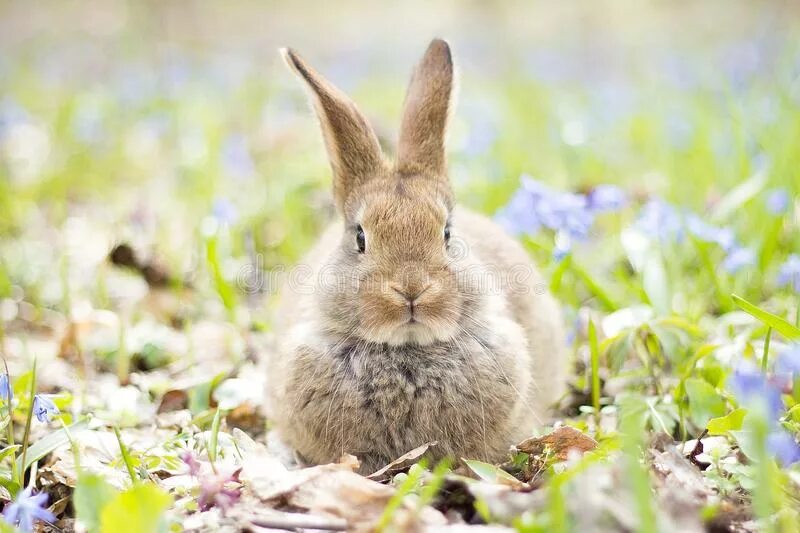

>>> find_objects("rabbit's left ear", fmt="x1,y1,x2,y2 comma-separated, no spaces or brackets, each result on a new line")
281,47,386,213
397,39,456,179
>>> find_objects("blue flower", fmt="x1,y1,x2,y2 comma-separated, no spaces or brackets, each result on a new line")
0,374,12,403
687,215,736,251
765,189,790,216
722,246,755,274
2,487,56,532
634,200,684,243
212,198,238,225
495,175,599,259
221,133,255,180
777,254,800,292
587,185,628,213
729,364,783,421
496,187,542,236
767,431,800,466
775,344,800,376
32,395,59,423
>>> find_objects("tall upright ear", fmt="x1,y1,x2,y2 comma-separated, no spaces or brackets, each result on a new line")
281,48,385,211
397,39,455,178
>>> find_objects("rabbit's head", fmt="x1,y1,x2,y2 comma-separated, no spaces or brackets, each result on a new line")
283,40,480,346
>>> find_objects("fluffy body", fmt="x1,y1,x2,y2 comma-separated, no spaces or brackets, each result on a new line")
266,40,566,473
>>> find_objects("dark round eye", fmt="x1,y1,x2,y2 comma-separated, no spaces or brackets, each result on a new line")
356,224,366,253
444,225,451,243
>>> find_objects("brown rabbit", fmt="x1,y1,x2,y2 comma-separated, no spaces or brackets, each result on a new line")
266,39,566,474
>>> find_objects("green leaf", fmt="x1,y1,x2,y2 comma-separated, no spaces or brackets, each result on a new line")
685,378,726,429
16,417,89,474
642,253,670,315
75,474,118,533
209,407,222,463
710,169,767,222
100,484,172,533
787,404,800,424
0,445,20,463
731,294,800,340
0,475,20,497
707,408,747,436
463,459,521,485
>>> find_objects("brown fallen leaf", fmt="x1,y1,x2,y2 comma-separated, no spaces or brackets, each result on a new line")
109,243,173,288
225,402,266,437
157,389,189,413
241,455,396,530
516,426,597,461
367,441,437,483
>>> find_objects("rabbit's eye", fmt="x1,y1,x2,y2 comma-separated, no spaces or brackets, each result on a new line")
356,224,366,253
444,225,451,244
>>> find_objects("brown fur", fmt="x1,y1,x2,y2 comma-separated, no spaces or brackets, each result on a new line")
267,40,567,473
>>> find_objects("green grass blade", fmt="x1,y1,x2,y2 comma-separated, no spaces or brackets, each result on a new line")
732,294,800,340
588,319,601,427
16,417,89,475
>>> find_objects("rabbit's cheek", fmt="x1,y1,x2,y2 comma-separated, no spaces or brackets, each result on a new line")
355,290,406,337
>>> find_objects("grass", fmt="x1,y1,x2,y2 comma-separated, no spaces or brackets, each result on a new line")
0,7,799,532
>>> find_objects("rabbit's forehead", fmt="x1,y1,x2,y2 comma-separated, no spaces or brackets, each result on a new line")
355,178,450,233
361,193,446,234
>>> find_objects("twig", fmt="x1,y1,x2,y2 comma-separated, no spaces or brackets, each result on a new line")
248,513,347,531
687,429,710,471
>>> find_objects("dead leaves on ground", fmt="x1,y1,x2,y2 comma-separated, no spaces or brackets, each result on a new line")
517,426,599,461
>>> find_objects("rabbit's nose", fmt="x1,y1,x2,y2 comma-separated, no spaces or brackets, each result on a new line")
391,283,430,302
390,284,432,313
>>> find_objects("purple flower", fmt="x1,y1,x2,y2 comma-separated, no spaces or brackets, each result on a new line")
729,364,783,421
634,200,684,243
221,133,255,180
766,189,790,216
2,487,56,532
687,215,736,252
767,431,800,466
182,452,241,513
587,185,628,213
722,246,755,274
775,345,800,376
0,374,12,403
496,187,542,236
212,198,238,225
777,254,800,292
496,175,597,259
32,395,59,423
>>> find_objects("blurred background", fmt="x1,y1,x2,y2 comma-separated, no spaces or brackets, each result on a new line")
1,0,799,329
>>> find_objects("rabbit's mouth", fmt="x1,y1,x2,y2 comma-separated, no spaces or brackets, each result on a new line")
386,321,438,346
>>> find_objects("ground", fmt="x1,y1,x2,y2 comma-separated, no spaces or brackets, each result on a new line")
0,2,799,532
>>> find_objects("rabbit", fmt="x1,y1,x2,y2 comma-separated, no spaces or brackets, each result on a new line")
266,39,567,474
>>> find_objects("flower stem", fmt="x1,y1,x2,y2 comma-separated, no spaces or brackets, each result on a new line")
59,419,81,475
2,358,19,487
762,327,772,372
796,292,799,328
588,319,601,430
116,320,129,385
19,358,37,483
113,426,138,484
568,257,618,311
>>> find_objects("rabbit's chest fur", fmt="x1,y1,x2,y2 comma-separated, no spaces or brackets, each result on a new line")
279,317,530,472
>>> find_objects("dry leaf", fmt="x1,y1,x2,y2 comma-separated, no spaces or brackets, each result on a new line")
516,426,597,461
242,455,395,530
367,441,437,482
157,389,189,413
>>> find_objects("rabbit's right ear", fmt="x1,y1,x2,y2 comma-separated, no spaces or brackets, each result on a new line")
281,48,386,212
397,39,455,179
